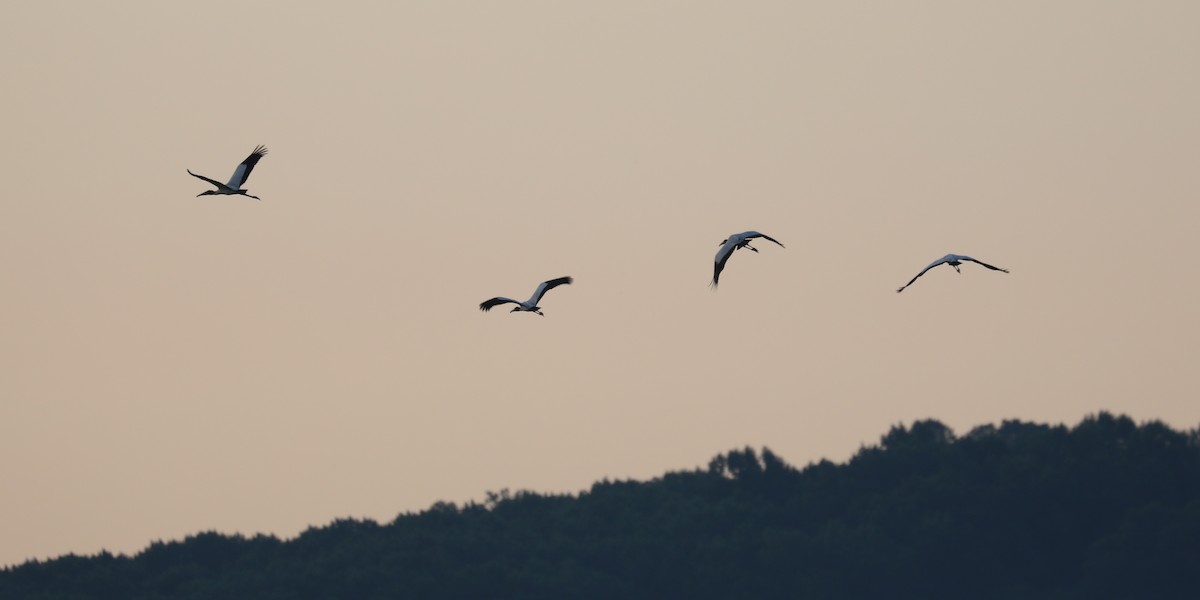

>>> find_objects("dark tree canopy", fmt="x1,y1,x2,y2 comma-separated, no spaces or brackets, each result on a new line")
3,412,1198,599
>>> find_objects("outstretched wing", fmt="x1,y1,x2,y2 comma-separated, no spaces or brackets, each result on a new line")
528,276,573,305
896,257,951,293
187,169,234,192
226,145,268,189
479,297,520,312
961,256,1009,273
711,238,739,288
746,231,785,248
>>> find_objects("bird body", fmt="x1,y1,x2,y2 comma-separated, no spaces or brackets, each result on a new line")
480,276,573,316
712,230,785,288
896,253,1009,293
188,145,268,200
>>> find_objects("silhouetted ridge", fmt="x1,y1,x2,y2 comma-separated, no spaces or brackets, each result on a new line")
3,412,1198,599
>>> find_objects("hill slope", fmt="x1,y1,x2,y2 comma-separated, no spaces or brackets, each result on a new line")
3,412,1198,599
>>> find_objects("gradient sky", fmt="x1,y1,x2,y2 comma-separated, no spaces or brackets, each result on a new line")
2,1,1198,567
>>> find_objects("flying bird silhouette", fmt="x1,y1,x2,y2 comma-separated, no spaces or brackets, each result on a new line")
712,231,785,288
896,254,1009,293
480,277,574,316
188,146,268,200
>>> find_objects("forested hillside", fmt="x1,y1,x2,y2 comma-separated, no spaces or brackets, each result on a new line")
3,412,1198,599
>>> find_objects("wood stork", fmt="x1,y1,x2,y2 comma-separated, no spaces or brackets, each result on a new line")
896,254,1009,293
188,145,268,200
712,231,785,288
479,276,573,316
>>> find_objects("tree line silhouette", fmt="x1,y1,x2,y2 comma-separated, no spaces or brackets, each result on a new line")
3,412,1197,599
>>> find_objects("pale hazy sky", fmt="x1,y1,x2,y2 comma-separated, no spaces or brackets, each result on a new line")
2,1,1198,567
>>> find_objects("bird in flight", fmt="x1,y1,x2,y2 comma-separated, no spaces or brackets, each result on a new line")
480,276,573,316
188,146,268,200
712,231,785,288
896,254,1009,293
